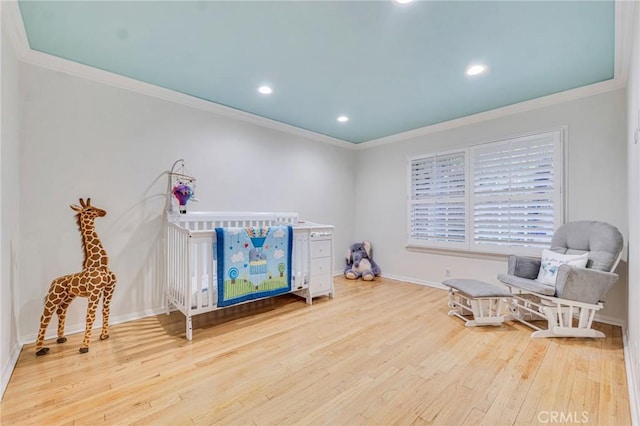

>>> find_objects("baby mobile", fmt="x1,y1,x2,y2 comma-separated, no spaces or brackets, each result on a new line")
169,159,198,214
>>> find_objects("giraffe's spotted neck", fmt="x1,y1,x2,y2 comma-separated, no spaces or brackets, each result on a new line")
79,215,108,269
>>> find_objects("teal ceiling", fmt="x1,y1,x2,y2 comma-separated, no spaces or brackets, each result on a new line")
18,1,615,144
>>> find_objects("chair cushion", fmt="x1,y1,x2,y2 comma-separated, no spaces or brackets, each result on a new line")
496,274,556,296
550,221,623,272
443,279,512,298
536,249,588,285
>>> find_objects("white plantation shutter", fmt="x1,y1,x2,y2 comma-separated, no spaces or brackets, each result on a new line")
470,130,563,254
408,151,467,248
407,129,564,255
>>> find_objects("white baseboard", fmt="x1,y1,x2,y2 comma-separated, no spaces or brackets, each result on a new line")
594,313,626,327
623,326,640,426
379,273,448,290
333,271,447,290
1,341,23,401
19,306,168,345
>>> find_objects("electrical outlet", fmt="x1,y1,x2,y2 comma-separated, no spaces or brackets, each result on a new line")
445,269,451,277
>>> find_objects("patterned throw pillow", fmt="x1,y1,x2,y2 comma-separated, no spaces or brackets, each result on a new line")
536,249,589,285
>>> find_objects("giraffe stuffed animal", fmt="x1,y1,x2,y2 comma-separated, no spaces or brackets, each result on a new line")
35,198,117,356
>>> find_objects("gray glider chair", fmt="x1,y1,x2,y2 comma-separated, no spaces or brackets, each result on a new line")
497,221,623,338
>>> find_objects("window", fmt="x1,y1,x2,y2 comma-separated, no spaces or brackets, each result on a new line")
408,129,564,256
408,150,467,249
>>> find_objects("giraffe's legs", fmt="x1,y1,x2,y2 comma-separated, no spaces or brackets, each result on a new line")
79,296,100,354
55,294,77,344
35,288,65,356
100,282,115,340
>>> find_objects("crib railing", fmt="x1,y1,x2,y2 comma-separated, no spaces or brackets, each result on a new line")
292,231,310,291
166,212,305,340
167,222,190,312
170,211,299,231
190,233,215,312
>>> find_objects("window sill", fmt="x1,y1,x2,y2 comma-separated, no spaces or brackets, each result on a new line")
404,244,517,262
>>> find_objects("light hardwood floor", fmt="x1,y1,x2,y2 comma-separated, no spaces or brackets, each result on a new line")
1,277,631,425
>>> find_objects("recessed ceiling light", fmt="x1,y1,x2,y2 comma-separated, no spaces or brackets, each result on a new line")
258,85,273,95
466,64,487,76
337,115,349,123
394,0,413,4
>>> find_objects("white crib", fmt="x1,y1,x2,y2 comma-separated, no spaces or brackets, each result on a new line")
166,211,334,340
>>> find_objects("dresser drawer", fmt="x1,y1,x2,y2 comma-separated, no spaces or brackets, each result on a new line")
310,240,331,259
310,257,331,276
310,275,333,295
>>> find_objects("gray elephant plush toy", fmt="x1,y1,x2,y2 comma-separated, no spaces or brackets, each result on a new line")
344,241,381,281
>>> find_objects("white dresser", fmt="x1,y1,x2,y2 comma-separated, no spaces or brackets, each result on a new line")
292,222,335,302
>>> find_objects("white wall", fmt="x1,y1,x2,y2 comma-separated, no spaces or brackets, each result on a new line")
355,89,628,321
626,0,640,419
1,7,22,398
17,63,356,343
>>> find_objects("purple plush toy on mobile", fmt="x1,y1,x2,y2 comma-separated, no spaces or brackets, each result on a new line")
172,183,193,214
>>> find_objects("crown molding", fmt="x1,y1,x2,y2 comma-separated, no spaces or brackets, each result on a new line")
356,77,625,150
1,0,30,60
356,0,633,150
4,0,630,151
614,0,637,84
20,49,356,149
2,0,355,150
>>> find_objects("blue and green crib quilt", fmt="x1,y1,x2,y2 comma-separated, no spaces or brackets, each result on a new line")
214,226,293,307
